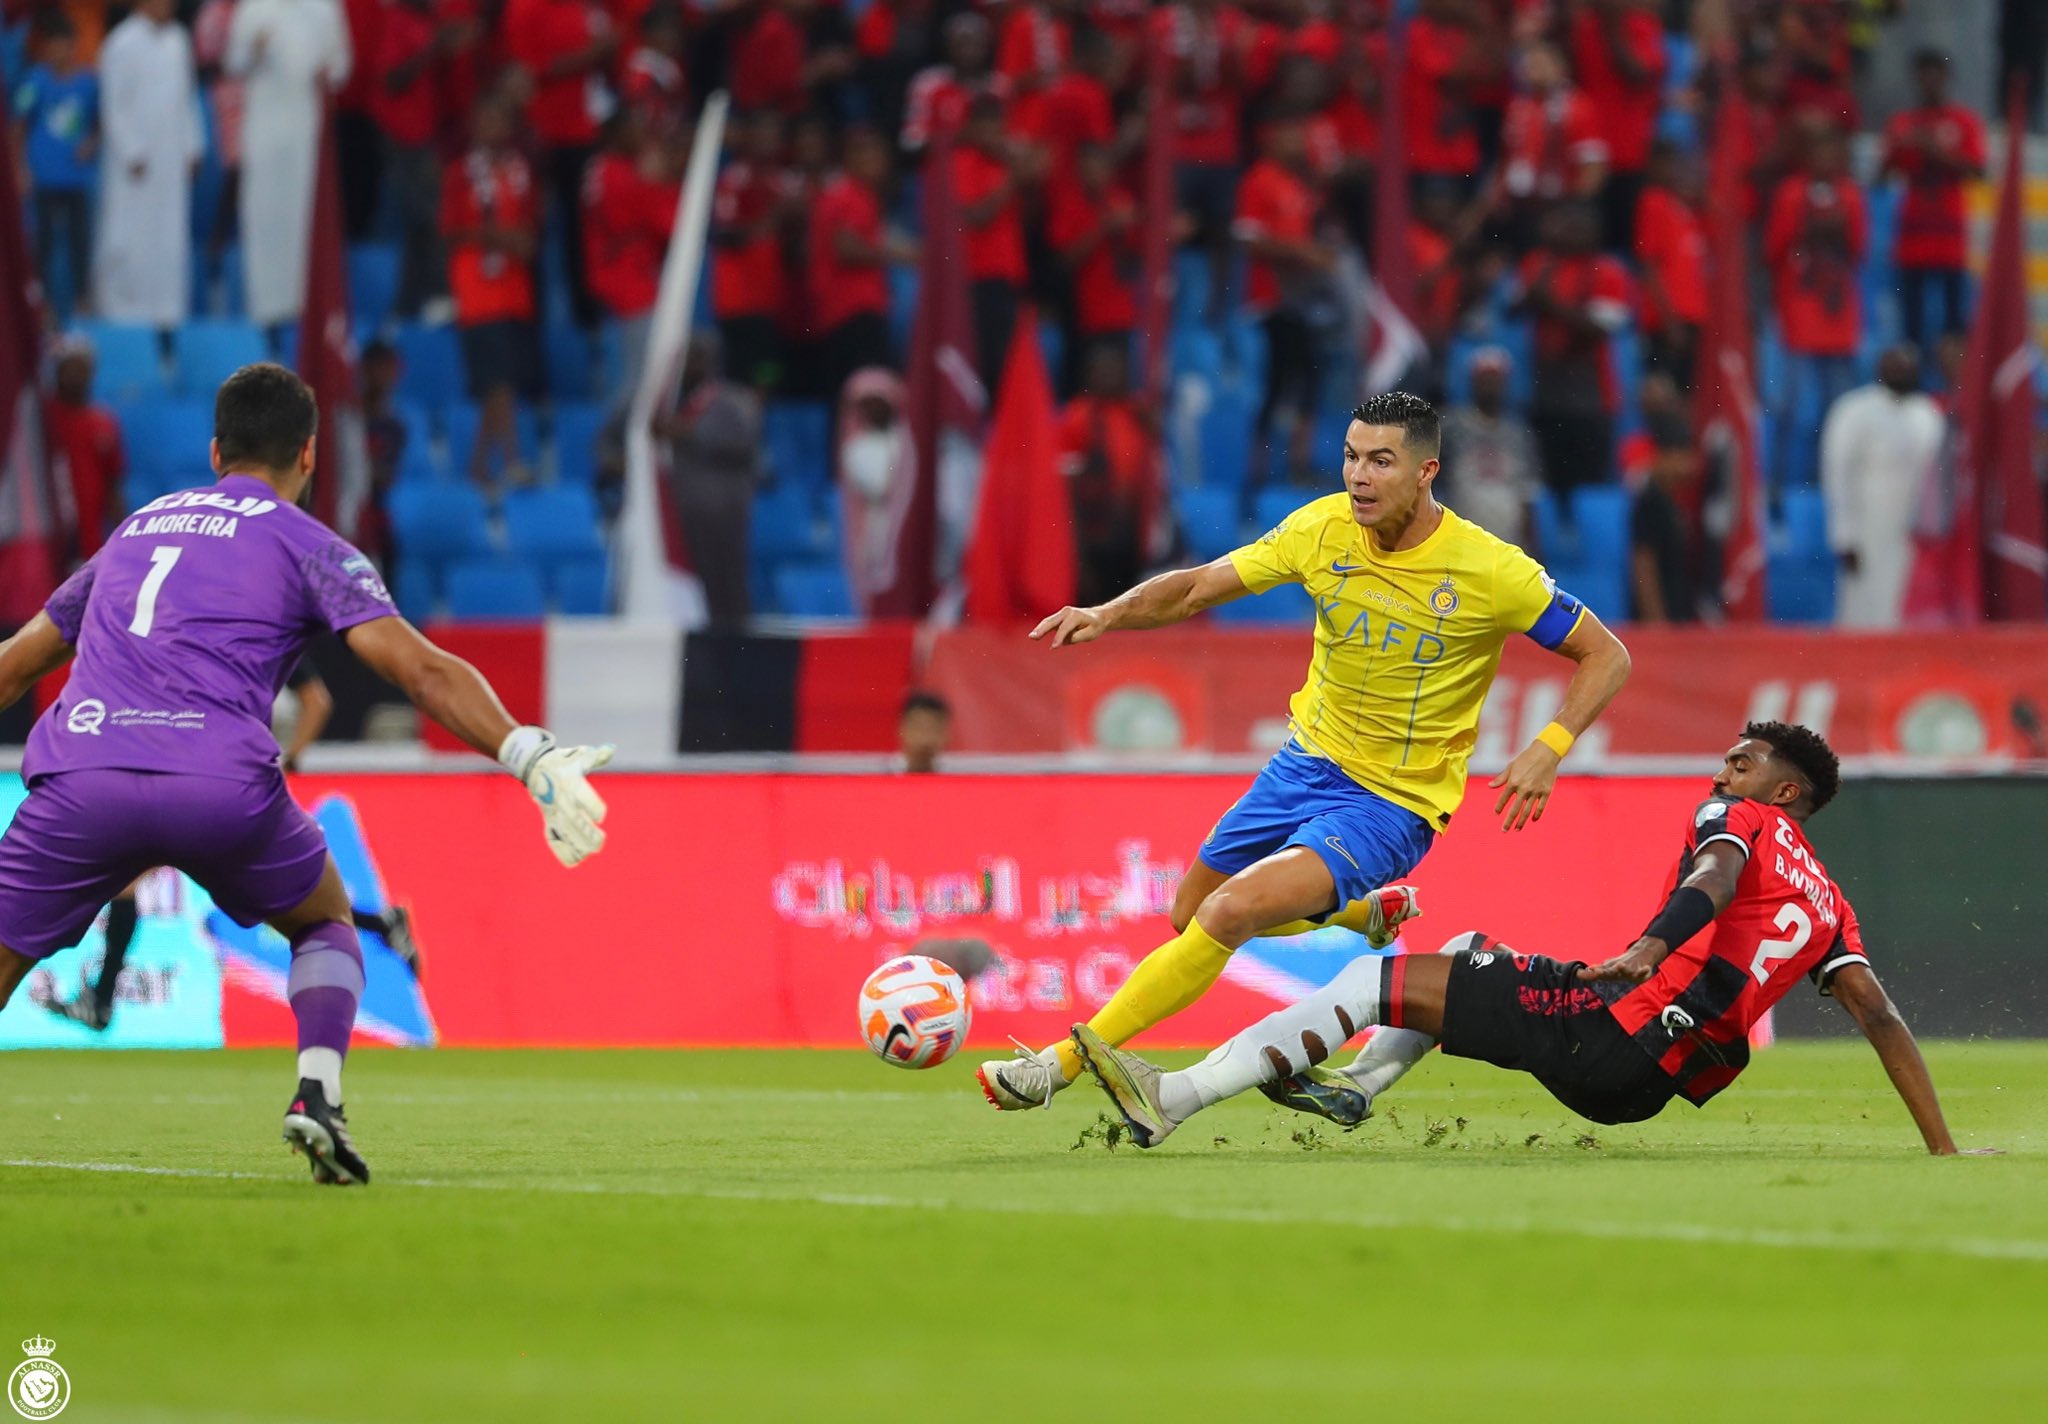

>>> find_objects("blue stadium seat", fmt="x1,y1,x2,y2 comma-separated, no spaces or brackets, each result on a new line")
1252,486,1309,537
1530,487,1566,558
1570,486,1631,553
1550,557,1629,625
215,246,247,319
393,323,465,411
551,402,606,486
442,403,540,478
551,556,611,615
1175,486,1243,561
503,485,604,565
388,482,492,562
443,558,547,621
762,402,812,484
1171,326,1225,382
1193,386,1255,488
77,322,166,403
393,558,440,623
120,397,215,489
1782,487,1831,562
172,320,266,396
771,561,855,618
544,322,596,402
348,244,401,333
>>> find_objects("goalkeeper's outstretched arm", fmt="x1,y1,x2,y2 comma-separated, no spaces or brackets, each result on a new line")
345,616,614,867
1032,558,1252,648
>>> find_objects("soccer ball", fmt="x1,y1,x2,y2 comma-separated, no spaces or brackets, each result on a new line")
860,955,971,1069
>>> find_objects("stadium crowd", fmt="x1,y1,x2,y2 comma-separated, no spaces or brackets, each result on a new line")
5,0,2044,630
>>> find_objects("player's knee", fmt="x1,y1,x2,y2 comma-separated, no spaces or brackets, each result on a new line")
1436,930,1491,957
1193,884,1263,945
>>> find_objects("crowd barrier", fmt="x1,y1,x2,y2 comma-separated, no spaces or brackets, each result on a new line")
5,770,2037,1050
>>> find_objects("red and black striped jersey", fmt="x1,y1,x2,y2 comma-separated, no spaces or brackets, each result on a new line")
1602,797,1868,1105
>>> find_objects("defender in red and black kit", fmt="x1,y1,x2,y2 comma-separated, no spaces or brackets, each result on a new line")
1073,723,1992,1156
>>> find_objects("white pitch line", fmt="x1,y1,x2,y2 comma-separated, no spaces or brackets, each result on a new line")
8,1157,2048,1265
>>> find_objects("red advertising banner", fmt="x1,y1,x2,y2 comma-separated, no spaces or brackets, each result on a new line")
923,626,2048,763
221,772,1703,1050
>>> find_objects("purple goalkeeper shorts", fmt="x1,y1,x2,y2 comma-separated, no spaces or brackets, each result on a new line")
0,769,331,959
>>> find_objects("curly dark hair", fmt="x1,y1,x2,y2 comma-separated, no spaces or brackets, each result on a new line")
1349,391,1440,457
1743,720,1842,813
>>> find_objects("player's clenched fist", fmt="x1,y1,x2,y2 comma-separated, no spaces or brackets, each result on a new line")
497,726,615,867
1030,605,1110,647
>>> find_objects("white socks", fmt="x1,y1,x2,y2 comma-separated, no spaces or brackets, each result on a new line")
298,1047,343,1105
1157,953,1387,1122
1339,1026,1436,1097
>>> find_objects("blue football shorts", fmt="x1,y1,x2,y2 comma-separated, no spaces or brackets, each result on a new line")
1197,740,1436,913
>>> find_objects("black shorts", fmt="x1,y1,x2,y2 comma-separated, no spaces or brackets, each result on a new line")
460,319,541,403
1437,939,1677,1126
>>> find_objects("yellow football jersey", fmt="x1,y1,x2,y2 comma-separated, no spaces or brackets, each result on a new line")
1227,493,1586,829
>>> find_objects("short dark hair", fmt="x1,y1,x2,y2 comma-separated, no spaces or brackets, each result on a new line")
1913,48,1950,72
35,13,75,40
902,690,951,720
214,363,318,473
1743,720,1841,813
1350,391,1440,457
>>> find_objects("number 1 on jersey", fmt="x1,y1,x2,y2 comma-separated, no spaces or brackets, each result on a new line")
128,545,183,638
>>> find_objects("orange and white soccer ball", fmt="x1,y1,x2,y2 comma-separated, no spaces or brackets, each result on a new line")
860,955,971,1069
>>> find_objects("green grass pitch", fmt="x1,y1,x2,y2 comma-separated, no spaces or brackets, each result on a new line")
4,1042,2046,1423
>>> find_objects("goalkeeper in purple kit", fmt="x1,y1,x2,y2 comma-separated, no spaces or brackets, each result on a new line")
0,364,613,1185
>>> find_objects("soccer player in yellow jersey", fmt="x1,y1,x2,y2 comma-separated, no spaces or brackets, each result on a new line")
977,391,1633,1112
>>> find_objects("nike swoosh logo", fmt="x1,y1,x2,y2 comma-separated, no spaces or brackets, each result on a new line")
1332,562,1364,574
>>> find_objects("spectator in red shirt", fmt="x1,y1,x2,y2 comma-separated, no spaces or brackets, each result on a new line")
901,11,1004,153
1492,40,1608,247
711,109,799,392
371,0,470,319
504,0,618,331
619,3,689,139
441,92,543,488
854,0,938,146
1405,0,1496,198
810,125,916,399
45,336,125,563
1013,26,1123,176
1233,118,1336,485
954,92,1039,397
1515,200,1635,500
730,0,807,116
997,0,1075,92
338,0,385,240
1151,0,1263,311
586,106,680,419
1046,140,1139,389
1059,342,1160,605
1633,138,1706,389
1569,0,1665,252
1766,123,1868,487
1880,50,1987,357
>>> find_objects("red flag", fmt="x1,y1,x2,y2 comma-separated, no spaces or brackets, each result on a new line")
871,123,980,618
1971,87,2045,620
1362,17,1425,394
1699,59,1768,621
0,115,62,622
1136,35,1175,410
295,97,369,541
964,308,1076,622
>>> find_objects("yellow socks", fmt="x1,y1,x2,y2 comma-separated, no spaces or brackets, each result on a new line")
1261,898,1372,939
1050,918,1236,1082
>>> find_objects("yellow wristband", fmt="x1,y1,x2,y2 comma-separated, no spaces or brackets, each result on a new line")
1536,721,1576,758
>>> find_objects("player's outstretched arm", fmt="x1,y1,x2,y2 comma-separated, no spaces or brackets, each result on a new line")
1491,610,1631,830
0,613,76,713
1829,962,1993,1156
344,616,614,868
1579,840,1744,985
1031,557,1251,647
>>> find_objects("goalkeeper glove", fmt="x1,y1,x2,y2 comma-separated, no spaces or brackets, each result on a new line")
497,726,614,868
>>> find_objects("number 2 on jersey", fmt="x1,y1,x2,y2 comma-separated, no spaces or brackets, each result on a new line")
128,545,183,638
1749,902,1812,983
